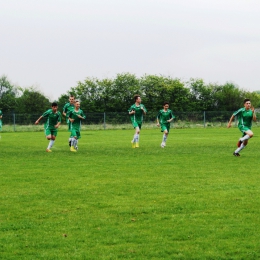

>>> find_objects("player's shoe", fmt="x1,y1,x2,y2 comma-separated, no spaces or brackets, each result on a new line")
46,149,52,152
75,146,78,150
237,139,242,147
70,146,77,152
233,152,240,157
131,141,136,148
161,142,165,148
135,142,139,148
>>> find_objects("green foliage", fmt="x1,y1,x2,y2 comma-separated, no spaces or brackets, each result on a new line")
1,129,260,259
15,87,50,114
0,75,18,112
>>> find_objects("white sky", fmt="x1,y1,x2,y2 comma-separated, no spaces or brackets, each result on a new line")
1,0,260,100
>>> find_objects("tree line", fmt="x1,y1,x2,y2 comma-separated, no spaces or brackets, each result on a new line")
1,73,260,115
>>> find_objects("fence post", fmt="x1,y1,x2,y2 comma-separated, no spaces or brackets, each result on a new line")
104,112,106,130
13,112,16,132
203,111,206,128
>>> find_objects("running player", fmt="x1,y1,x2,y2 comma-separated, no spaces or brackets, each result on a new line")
156,101,175,148
35,102,62,152
227,98,257,156
68,100,86,152
128,94,147,148
0,109,3,132
63,95,75,147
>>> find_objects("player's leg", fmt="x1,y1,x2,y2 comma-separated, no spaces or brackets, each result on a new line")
70,129,77,152
135,126,141,148
161,125,168,148
234,129,253,156
131,122,139,148
45,130,52,152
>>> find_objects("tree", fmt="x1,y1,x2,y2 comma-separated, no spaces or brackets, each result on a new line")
0,75,18,112
15,87,50,114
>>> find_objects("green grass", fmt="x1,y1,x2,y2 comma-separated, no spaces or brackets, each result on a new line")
1,128,260,259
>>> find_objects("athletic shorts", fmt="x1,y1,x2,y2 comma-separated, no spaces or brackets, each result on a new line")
132,122,142,129
239,126,251,135
70,129,81,139
160,123,170,133
45,128,58,137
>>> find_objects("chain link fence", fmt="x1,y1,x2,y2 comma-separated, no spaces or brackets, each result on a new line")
1,111,259,132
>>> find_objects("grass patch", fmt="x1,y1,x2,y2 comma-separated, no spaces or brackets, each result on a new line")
1,128,260,259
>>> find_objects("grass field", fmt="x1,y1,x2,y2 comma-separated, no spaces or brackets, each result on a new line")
1,128,260,259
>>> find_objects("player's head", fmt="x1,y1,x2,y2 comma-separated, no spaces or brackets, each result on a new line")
244,98,251,104
134,94,141,103
51,102,58,112
69,95,75,104
163,101,169,109
75,100,80,108
244,98,251,109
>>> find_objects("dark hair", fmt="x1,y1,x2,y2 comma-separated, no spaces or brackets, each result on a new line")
52,102,58,107
134,94,140,101
244,98,250,104
163,101,169,106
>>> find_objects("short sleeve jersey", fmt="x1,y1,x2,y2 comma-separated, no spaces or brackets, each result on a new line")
0,110,3,128
128,104,147,124
63,103,75,118
42,109,62,130
68,109,86,131
233,108,253,128
157,109,175,125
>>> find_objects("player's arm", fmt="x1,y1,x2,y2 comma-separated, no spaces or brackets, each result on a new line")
141,105,147,115
167,112,174,123
128,106,135,115
55,113,62,128
77,111,86,119
35,116,43,125
251,106,257,122
227,114,235,128
156,112,161,127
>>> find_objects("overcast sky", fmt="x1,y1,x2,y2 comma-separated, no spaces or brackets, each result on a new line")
1,0,260,101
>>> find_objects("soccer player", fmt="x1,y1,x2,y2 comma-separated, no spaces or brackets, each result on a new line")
35,102,62,152
156,101,175,148
227,98,257,157
63,95,75,146
128,94,147,148
68,100,86,152
0,109,3,132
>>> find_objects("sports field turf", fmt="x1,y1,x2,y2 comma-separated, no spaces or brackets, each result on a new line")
1,128,260,259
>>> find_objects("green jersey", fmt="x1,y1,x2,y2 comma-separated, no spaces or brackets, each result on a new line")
63,103,75,120
157,109,175,125
233,108,253,129
42,109,62,130
0,110,2,130
128,104,147,124
68,109,86,131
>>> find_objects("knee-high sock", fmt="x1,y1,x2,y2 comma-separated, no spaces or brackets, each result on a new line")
47,140,55,149
235,143,245,153
240,135,250,142
162,134,167,143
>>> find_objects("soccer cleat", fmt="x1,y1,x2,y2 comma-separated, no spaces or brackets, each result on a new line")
70,146,77,152
75,146,78,150
135,142,139,148
161,142,165,148
46,149,52,152
233,152,240,157
237,139,242,147
131,141,136,148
